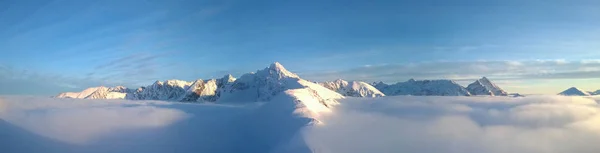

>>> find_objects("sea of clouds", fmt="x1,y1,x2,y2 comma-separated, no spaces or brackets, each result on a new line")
301,95,600,153
1,95,600,153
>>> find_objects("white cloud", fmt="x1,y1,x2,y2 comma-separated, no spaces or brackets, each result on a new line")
0,96,188,144
298,95,600,153
581,59,600,64
3,95,600,153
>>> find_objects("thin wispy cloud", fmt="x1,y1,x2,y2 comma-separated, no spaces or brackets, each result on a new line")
300,95,600,153
301,60,600,83
88,51,181,85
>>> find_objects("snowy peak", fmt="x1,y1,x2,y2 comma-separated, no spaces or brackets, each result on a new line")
558,87,591,96
263,62,300,79
219,62,334,102
480,76,491,82
270,62,285,71
467,77,508,96
164,79,193,89
320,79,385,97
180,79,219,102
220,74,236,84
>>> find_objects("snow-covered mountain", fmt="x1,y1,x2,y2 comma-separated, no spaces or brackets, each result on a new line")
56,75,234,102
216,62,342,106
56,62,344,119
56,86,129,99
373,79,471,96
201,62,343,119
319,79,385,97
56,62,343,123
126,79,192,101
466,77,508,96
558,87,591,96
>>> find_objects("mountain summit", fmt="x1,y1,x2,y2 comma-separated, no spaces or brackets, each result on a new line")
265,62,300,79
558,87,591,96
466,77,508,96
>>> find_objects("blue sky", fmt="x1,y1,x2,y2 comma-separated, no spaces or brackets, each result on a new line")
1,0,600,95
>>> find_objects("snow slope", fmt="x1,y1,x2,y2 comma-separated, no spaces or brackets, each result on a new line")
319,79,385,97
373,79,471,96
466,77,508,96
558,87,591,96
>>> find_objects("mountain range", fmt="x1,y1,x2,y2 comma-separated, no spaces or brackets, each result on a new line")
557,87,600,96
319,79,385,97
371,77,509,96
56,62,513,103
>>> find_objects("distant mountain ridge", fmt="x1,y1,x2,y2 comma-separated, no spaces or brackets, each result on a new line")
371,77,511,96
558,87,592,96
319,79,385,97
57,63,512,101
372,79,472,96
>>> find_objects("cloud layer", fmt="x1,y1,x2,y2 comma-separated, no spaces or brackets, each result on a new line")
300,95,600,153
3,95,600,153
0,96,188,144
